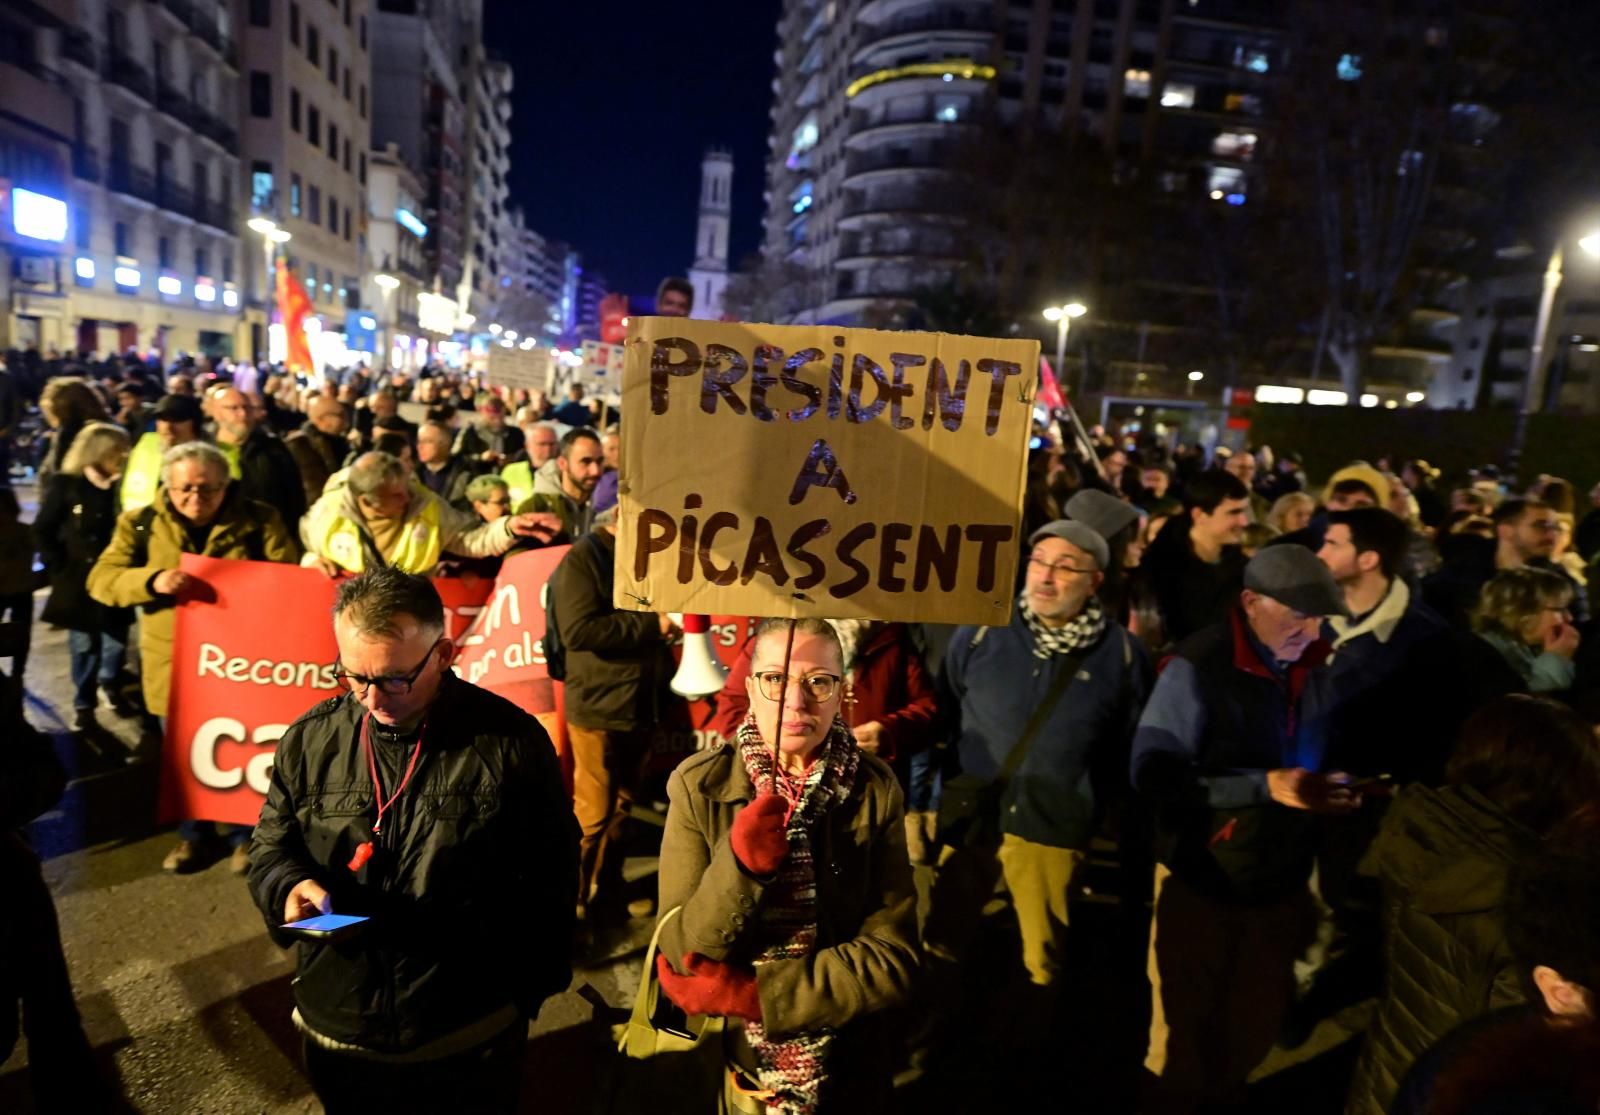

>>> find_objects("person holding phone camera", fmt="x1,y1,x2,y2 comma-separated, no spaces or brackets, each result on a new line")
247,568,577,1114
1132,545,1358,1112
653,618,918,1113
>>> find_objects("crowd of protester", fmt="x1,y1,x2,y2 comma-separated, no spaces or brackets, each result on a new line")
4,315,1600,1114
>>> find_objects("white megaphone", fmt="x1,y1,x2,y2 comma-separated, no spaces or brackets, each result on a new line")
671,614,730,699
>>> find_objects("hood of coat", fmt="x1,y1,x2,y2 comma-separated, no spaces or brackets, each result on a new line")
532,457,566,498
1370,784,1539,917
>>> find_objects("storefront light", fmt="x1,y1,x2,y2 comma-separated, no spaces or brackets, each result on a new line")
114,265,141,288
12,188,68,242
158,275,183,296
74,257,95,280
195,280,217,303
222,288,239,308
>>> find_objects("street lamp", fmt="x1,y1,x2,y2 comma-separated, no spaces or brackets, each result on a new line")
1042,301,1088,400
1187,369,1205,397
1515,228,1600,474
373,269,400,373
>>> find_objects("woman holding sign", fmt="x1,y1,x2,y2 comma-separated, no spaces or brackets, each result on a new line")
653,618,919,1113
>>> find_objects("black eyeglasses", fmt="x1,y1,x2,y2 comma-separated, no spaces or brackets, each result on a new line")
754,671,842,703
333,639,443,696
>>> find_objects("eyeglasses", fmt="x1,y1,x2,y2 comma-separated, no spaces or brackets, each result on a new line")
754,671,842,703
482,496,511,507
173,484,227,498
333,639,443,696
1027,556,1094,579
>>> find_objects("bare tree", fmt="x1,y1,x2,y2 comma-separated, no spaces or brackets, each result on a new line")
1284,3,1450,400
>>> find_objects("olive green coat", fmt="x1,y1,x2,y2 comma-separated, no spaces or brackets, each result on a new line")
85,488,298,717
1344,784,1533,1115
655,742,920,1108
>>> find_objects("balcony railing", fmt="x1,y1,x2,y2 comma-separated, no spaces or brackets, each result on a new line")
156,179,194,219
189,10,222,51
105,49,153,102
193,110,237,152
72,142,99,182
155,79,194,125
197,197,234,232
59,31,95,71
163,0,195,25
107,160,158,205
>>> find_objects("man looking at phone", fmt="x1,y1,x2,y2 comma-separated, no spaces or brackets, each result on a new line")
248,568,577,1113
1132,546,1355,1112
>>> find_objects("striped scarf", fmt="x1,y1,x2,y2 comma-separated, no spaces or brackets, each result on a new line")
1020,593,1106,659
736,715,860,1115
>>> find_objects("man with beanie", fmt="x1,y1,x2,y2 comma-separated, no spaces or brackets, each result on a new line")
925,519,1151,1040
1132,545,1360,1112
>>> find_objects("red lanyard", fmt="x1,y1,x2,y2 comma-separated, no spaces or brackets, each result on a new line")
362,714,425,837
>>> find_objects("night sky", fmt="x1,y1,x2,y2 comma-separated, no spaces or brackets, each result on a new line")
483,0,783,300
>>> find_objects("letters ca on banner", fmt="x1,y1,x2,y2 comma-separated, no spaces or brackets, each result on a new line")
161,556,495,827
614,318,1038,625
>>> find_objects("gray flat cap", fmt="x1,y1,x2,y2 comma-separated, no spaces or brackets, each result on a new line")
1066,489,1143,542
1244,545,1351,618
1028,519,1110,572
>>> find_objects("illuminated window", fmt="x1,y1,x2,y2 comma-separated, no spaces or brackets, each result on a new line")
934,94,967,122
1160,83,1195,109
1212,131,1258,160
1234,47,1270,73
1224,92,1263,115
1337,54,1363,81
1124,69,1152,99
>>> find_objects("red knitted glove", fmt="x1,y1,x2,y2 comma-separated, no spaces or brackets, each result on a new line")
656,953,763,1023
730,794,790,876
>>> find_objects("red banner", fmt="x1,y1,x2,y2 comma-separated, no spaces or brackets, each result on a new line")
160,556,492,826
159,551,755,826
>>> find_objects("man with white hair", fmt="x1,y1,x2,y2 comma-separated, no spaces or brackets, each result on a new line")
300,451,557,576
87,441,299,874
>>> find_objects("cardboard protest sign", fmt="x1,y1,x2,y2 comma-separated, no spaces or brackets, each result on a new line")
161,556,495,826
615,319,1038,625
485,345,554,394
578,339,626,397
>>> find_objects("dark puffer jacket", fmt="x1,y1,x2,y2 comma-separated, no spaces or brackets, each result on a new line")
248,675,578,1052
1344,784,1534,1115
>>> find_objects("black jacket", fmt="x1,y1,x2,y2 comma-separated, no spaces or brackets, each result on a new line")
1142,515,1247,645
247,676,578,1052
34,473,133,632
285,423,347,506
232,427,308,534
454,423,524,463
550,529,675,731
416,454,480,511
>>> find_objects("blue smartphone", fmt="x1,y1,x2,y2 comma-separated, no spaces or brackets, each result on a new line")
282,913,370,942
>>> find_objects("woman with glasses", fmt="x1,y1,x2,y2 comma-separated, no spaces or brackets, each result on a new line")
1471,567,1581,695
707,619,938,853
88,441,298,873
653,617,918,1113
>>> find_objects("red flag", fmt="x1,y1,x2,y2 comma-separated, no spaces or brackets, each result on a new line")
275,258,314,374
1038,356,1066,410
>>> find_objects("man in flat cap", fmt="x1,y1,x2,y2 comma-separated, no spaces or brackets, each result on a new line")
1131,544,1359,1112
922,519,1152,1049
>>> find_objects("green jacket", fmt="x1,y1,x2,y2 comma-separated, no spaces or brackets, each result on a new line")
656,743,919,1107
86,488,299,717
1345,784,1533,1115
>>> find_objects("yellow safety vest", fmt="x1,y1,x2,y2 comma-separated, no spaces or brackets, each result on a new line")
121,432,165,511
314,499,445,573
502,461,535,511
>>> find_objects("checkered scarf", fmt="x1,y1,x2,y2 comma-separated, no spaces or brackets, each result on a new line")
736,715,860,1115
1020,593,1106,659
